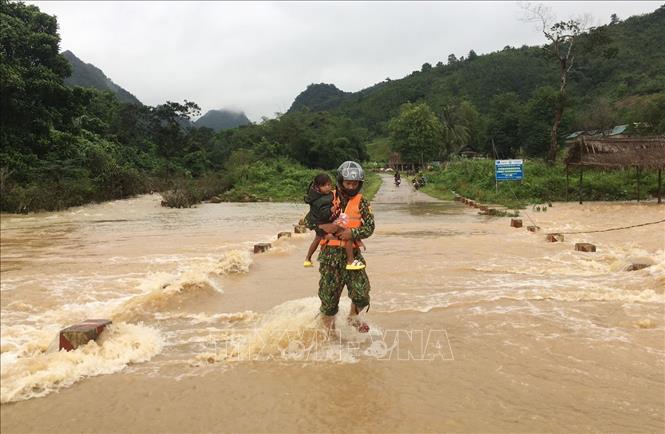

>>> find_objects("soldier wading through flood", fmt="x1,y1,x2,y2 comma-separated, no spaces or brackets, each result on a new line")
311,161,375,333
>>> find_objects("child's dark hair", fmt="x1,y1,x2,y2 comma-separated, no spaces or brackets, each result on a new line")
305,173,332,198
313,173,332,187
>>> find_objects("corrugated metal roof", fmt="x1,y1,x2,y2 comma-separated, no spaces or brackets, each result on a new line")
608,124,629,136
565,125,630,140
565,131,584,139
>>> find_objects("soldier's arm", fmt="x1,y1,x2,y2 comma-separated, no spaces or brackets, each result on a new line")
352,198,375,240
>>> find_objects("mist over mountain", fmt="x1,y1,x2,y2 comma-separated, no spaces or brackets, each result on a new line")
62,50,142,105
61,51,250,131
193,109,251,131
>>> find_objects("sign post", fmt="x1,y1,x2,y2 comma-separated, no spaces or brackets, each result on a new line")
495,159,524,193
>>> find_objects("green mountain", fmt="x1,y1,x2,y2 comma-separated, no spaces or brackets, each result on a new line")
288,83,350,113
289,5,665,138
193,109,251,131
62,50,142,105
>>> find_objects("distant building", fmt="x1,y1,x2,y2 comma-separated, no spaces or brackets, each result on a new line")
389,152,422,172
564,124,630,145
389,152,402,170
606,124,629,137
564,135,665,204
457,145,483,159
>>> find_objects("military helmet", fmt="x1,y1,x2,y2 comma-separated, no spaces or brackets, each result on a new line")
337,161,365,182
337,161,364,196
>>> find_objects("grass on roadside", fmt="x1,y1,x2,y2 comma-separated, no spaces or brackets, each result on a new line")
362,171,381,202
420,158,661,209
160,160,382,208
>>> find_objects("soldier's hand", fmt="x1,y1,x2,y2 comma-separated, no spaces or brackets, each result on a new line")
338,229,353,240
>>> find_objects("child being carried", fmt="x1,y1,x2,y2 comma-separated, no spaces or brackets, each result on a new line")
303,173,365,270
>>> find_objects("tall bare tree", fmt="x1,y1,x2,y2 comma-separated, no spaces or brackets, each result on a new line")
521,3,591,163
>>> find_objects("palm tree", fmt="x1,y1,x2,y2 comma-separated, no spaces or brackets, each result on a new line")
440,105,470,159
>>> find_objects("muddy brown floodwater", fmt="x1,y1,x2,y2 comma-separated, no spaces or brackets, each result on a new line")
1,174,664,433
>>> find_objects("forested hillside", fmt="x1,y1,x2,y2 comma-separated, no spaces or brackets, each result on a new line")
291,5,665,158
288,83,350,113
194,109,251,132
62,50,142,105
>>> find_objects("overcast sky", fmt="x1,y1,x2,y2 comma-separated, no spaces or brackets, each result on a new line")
31,1,663,122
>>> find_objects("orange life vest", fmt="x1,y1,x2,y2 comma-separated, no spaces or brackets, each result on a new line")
320,192,363,248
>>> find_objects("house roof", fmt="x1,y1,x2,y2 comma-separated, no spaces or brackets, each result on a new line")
608,124,629,136
458,145,480,154
564,125,629,140
565,136,665,169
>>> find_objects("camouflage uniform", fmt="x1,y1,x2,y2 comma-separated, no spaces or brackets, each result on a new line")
317,195,375,316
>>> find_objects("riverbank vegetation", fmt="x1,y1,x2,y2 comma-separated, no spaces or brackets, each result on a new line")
420,158,661,209
2,1,663,213
158,159,381,208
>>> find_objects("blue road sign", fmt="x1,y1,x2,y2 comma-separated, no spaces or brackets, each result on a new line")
495,159,524,181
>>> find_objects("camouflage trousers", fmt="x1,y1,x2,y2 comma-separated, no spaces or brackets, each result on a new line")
317,246,370,316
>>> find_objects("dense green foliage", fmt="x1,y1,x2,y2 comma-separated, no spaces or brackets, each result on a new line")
421,158,661,209
218,160,380,203
158,160,317,208
157,159,381,208
220,158,320,202
365,137,391,162
219,110,370,170
388,102,445,163
62,50,142,105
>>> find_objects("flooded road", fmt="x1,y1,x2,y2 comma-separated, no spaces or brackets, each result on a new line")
1,174,664,432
